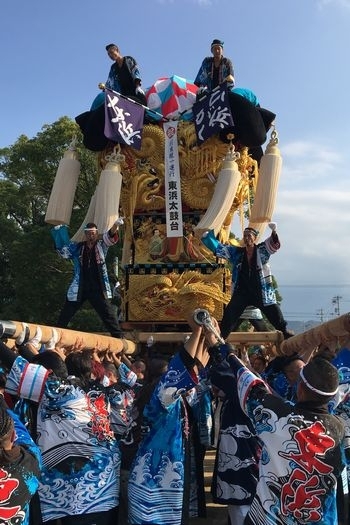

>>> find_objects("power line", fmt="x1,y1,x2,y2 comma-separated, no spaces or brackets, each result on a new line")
285,315,319,319
284,312,320,315
280,284,350,288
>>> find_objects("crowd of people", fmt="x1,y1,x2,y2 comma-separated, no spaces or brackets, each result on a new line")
0,309,349,525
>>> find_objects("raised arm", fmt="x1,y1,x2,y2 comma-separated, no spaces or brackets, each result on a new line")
103,217,124,246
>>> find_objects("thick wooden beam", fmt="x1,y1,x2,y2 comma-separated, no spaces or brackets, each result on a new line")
0,320,137,354
4,313,348,358
280,312,350,356
0,320,287,354
135,330,283,345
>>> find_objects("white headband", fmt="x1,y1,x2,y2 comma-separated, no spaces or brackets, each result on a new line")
299,368,338,396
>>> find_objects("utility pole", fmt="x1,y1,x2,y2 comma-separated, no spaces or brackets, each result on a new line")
316,308,324,323
332,295,342,316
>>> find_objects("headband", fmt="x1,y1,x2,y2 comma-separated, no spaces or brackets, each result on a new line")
299,368,338,396
211,39,224,49
244,227,259,237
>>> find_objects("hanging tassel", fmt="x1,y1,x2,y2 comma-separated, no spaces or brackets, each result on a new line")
71,191,97,242
195,144,241,236
45,137,80,225
249,128,282,223
71,145,124,243
93,145,124,233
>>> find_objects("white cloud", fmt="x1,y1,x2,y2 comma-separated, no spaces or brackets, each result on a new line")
280,140,349,188
244,136,350,319
274,187,350,284
282,141,342,163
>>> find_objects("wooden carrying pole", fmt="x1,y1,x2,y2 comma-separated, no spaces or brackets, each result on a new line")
1,321,283,353
136,331,284,345
7,316,350,357
280,312,350,356
0,320,137,354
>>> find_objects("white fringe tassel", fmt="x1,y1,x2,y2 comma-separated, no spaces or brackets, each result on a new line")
45,138,80,225
249,128,282,224
195,148,241,236
93,146,124,232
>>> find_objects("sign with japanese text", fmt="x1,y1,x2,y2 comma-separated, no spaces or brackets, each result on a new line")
104,89,144,150
193,83,234,144
164,121,183,238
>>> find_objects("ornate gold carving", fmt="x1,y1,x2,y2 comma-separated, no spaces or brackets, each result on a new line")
126,268,230,322
100,122,262,322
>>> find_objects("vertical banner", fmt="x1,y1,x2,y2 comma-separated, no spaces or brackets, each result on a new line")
193,83,234,144
104,88,144,150
164,121,183,238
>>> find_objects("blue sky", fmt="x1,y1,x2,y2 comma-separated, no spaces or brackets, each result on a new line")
1,0,350,323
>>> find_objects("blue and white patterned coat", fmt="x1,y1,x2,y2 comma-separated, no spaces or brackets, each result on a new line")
6,355,134,522
128,352,198,525
51,224,118,301
201,229,280,306
228,354,345,525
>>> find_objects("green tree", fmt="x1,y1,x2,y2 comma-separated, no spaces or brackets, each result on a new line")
0,117,121,330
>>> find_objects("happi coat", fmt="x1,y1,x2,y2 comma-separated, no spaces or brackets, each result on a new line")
51,224,118,301
209,360,261,506
227,354,345,525
5,356,135,522
128,351,199,525
105,56,141,96
194,56,234,91
202,229,280,306
0,408,42,525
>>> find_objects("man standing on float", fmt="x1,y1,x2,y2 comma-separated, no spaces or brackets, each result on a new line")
201,222,293,340
51,219,124,338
